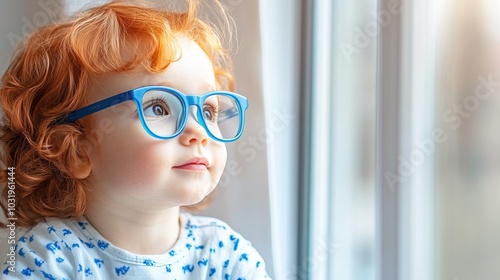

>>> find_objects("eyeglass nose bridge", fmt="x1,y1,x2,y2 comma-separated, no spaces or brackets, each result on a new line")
177,95,208,134
184,94,205,122
183,105,202,125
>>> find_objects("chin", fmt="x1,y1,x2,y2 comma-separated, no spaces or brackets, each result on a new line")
172,183,216,207
181,195,214,211
176,190,210,206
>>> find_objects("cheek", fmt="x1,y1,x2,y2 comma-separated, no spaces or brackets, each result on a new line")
209,143,227,184
89,121,172,190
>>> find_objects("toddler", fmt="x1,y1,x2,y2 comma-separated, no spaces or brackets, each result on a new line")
0,0,270,279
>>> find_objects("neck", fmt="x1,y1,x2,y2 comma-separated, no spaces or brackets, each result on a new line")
85,199,181,255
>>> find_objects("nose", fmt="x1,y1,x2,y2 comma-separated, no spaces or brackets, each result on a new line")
178,107,208,146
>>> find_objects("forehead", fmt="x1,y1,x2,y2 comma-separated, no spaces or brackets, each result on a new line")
88,36,216,103
156,36,216,93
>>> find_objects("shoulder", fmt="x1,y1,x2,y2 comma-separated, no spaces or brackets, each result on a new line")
1,218,77,279
180,212,271,279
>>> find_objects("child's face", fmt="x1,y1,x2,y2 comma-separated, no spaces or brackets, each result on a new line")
85,36,227,210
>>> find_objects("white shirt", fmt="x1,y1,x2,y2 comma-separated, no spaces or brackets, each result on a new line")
1,212,270,279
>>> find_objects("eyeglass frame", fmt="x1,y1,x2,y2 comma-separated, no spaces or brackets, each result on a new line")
57,85,249,142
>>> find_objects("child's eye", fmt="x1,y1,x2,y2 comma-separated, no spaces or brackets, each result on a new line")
144,99,171,117
203,103,219,122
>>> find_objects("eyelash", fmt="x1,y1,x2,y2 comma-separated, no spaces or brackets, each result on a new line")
142,97,170,116
144,97,168,108
204,100,219,113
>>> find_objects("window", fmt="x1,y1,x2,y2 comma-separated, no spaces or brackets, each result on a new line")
301,0,377,279
299,0,500,279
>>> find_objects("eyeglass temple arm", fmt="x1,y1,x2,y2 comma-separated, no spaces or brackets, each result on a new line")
57,91,134,124
217,107,240,123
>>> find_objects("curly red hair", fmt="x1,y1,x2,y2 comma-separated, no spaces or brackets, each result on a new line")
0,0,233,227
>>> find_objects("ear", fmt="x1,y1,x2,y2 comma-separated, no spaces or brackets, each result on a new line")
70,139,93,179
71,157,92,179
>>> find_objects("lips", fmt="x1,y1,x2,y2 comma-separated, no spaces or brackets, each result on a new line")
173,157,209,171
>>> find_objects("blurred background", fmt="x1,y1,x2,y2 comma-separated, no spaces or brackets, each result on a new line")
2,0,500,279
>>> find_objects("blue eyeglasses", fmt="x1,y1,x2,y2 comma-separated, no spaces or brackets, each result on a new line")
58,86,249,142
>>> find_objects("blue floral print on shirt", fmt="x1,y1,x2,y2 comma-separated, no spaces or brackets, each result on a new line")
1,212,271,279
